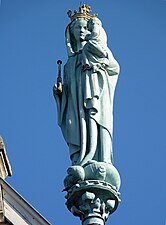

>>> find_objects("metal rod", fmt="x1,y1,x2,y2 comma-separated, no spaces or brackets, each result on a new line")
56,60,62,93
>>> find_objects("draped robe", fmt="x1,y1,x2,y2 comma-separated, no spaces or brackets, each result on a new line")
54,23,120,165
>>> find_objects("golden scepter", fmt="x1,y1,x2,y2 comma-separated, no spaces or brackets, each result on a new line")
56,60,62,93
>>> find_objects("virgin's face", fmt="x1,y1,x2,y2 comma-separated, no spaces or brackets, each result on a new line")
72,19,89,42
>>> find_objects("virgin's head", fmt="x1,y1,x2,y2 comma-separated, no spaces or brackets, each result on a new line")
69,18,90,52
70,19,89,42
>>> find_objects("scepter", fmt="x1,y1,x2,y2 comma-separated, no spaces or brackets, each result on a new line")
57,60,62,93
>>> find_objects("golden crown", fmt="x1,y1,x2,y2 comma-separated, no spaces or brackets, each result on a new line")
67,4,97,21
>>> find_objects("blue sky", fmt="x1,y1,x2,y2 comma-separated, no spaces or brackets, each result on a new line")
0,0,165,224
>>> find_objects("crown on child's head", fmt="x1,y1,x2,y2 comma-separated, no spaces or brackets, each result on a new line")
67,4,98,22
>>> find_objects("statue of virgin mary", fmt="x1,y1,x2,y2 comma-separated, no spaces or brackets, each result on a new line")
53,5,120,167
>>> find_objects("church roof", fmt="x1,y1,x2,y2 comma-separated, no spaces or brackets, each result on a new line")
0,136,51,225
0,178,51,225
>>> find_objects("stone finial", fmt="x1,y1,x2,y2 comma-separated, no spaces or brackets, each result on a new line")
0,136,12,179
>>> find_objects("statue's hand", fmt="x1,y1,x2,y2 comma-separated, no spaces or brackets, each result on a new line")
53,84,62,96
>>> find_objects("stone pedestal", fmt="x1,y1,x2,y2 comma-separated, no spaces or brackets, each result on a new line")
63,161,121,225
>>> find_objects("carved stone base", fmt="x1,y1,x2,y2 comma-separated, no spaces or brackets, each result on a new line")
65,180,120,224
64,162,121,224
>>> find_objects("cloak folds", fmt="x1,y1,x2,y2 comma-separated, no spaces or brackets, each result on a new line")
54,23,120,164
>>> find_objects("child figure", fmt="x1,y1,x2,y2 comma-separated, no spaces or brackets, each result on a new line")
82,17,108,72
85,17,107,50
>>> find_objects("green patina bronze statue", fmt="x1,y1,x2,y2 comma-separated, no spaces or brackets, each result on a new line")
54,6,119,167
53,4,121,225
